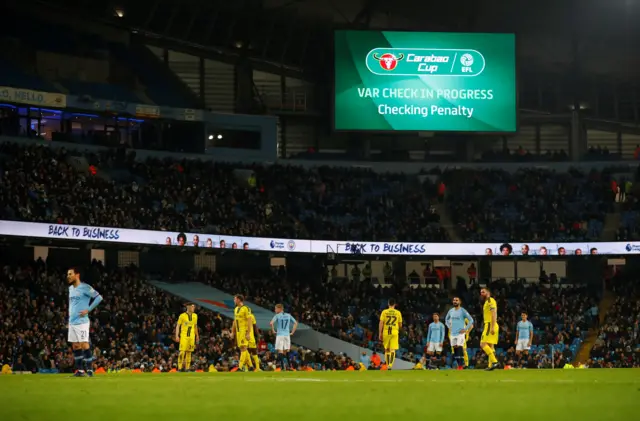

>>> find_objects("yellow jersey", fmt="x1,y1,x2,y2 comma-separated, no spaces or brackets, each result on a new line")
483,297,497,325
249,313,257,341
380,308,403,336
464,317,471,340
234,305,251,333
178,312,198,339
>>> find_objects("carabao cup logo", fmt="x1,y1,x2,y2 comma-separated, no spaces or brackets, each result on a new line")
373,52,404,71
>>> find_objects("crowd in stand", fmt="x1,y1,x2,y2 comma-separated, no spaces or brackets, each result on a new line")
0,142,446,242
0,143,299,238
197,267,446,348
0,261,212,373
589,278,640,368
5,142,640,246
480,145,625,163
195,267,597,368
0,260,375,373
1,141,639,372
1,255,610,373
442,167,613,242
616,183,640,241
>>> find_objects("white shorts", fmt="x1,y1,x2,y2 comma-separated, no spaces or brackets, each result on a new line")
516,339,531,351
68,323,90,343
427,342,443,353
450,334,466,347
275,336,291,352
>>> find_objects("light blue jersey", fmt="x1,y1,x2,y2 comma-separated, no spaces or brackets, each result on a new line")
271,312,296,337
445,307,474,335
517,320,533,340
68,283,102,325
427,321,445,344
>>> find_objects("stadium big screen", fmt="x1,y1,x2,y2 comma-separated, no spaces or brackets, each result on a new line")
334,30,517,132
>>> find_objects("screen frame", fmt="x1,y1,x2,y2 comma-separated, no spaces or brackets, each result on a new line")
331,29,520,135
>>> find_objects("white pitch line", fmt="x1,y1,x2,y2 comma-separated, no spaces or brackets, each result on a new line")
223,377,639,385
58,375,640,385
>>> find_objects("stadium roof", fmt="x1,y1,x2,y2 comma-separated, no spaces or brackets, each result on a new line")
11,0,640,80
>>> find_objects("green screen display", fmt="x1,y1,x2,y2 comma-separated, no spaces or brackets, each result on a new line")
334,30,517,132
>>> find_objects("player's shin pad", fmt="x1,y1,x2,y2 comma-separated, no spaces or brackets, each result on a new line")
455,347,464,367
482,345,497,365
185,352,192,371
241,351,253,369
73,349,84,371
178,351,185,370
83,349,93,371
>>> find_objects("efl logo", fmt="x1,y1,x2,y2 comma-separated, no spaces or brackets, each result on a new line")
372,52,404,71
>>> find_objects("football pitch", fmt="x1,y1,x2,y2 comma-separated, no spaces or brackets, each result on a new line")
1,370,638,421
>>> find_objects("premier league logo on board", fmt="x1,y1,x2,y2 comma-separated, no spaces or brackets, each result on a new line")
270,240,289,250
373,52,405,71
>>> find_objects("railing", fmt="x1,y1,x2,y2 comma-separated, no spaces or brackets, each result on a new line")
257,87,312,113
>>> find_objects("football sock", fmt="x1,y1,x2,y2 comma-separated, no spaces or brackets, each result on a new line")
384,352,390,367
482,345,498,365
184,352,192,371
280,353,287,371
252,355,261,371
73,349,84,371
463,348,469,367
455,347,465,367
388,351,395,368
178,352,185,370
240,351,251,369
83,349,93,371
240,351,247,369
238,352,245,370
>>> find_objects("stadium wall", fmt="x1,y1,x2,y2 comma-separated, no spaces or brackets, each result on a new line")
293,329,414,370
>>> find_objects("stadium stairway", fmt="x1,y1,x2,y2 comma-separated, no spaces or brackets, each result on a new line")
125,44,203,108
135,89,154,105
51,82,68,94
573,289,616,365
150,281,414,369
434,203,462,242
600,208,622,241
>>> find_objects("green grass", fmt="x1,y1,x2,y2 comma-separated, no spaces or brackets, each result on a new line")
1,370,639,421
